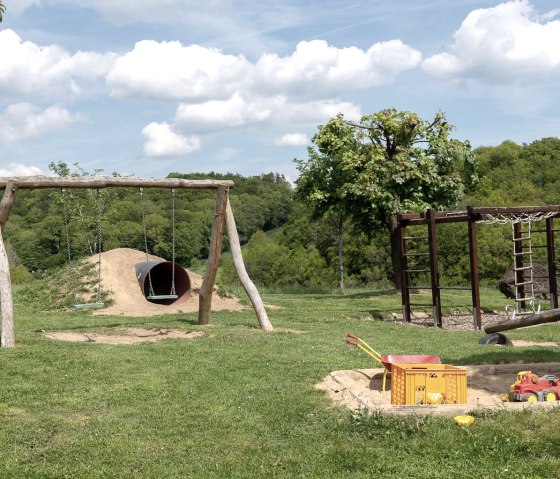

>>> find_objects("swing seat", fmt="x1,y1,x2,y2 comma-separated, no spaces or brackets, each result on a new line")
147,294,178,301
72,302,105,310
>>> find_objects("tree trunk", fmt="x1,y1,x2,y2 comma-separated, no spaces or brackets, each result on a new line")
388,218,402,290
336,212,344,290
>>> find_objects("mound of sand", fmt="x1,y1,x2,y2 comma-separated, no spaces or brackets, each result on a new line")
84,248,243,317
317,361,560,416
43,328,204,345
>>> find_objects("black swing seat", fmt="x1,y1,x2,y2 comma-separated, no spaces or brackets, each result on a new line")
72,302,105,310
147,294,178,301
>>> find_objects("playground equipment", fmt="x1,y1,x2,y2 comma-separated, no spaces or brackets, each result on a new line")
397,206,560,330
345,333,441,391
507,370,560,402
0,176,273,348
61,187,105,309
139,187,179,302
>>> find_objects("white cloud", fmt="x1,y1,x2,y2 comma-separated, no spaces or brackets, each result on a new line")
107,40,251,101
0,163,44,176
142,122,201,157
174,93,361,132
275,133,309,146
422,1,560,84
255,39,422,97
0,29,115,99
0,103,85,143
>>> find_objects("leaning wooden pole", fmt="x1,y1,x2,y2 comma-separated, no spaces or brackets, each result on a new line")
485,308,560,333
198,186,229,325
225,198,273,331
0,182,18,347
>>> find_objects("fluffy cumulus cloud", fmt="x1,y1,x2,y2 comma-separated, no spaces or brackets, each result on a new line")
142,122,201,157
254,39,422,97
0,163,44,176
107,40,252,101
0,29,115,100
173,93,361,133
422,1,560,83
0,103,85,143
274,133,309,146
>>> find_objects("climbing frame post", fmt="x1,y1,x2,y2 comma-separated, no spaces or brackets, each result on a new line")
198,185,229,325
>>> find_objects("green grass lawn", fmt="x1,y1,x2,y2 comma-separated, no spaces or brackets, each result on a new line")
1,287,560,478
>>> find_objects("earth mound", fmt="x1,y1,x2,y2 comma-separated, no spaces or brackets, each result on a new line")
85,248,243,317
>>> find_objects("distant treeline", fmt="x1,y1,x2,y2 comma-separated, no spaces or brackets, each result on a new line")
4,137,560,289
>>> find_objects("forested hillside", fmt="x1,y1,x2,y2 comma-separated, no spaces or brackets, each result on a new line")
3,137,560,290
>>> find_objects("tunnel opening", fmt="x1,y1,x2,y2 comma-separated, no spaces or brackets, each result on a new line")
135,261,191,305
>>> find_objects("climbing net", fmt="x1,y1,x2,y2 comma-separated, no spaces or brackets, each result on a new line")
476,211,557,225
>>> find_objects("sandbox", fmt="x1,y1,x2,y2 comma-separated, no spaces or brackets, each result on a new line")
317,362,560,416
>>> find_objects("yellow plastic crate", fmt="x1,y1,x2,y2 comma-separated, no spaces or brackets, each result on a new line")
390,363,467,406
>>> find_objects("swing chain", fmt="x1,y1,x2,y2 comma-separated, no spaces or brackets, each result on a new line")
95,188,104,303
140,187,156,297
170,188,176,296
61,188,76,304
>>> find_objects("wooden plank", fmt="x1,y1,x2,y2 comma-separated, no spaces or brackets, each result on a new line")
225,197,273,331
198,186,229,325
0,176,234,190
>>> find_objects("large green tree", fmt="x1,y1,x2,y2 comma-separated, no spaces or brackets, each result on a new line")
296,108,477,288
0,1,5,22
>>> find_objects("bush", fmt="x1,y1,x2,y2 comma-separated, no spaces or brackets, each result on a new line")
10,265,32,284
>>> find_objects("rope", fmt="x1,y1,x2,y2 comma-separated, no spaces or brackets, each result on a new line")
140,187,156,297
477,211,557,225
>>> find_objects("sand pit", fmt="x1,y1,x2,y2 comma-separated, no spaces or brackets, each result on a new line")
317,362,560,416
81,248,243,317
43,327,204,345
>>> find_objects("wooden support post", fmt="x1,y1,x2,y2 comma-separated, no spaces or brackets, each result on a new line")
225,198,273,331
427,209,442,328
468,206,482,330
0,182,17,347
546,217,558,309
198,186,229,325
397,215,411,323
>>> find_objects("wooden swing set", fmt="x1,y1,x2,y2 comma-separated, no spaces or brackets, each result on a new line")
0,176,273,348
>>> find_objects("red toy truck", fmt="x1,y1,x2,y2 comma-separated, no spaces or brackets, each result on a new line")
508,371,560,402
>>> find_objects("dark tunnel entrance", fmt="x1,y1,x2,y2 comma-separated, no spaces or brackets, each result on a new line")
135,261,191,305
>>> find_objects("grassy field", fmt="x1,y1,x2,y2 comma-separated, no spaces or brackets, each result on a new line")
1,287,560,478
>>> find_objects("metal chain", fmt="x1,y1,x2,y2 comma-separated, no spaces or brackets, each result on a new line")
170,188,176,296
140,187,155,297
95,188,103,303
61,188,76,304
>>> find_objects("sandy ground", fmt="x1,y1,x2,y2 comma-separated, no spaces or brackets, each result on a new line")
317,358,560,416
43,328,205,345
83,248,243,317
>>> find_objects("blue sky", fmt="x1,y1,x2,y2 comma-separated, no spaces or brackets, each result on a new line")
1,0,559,180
